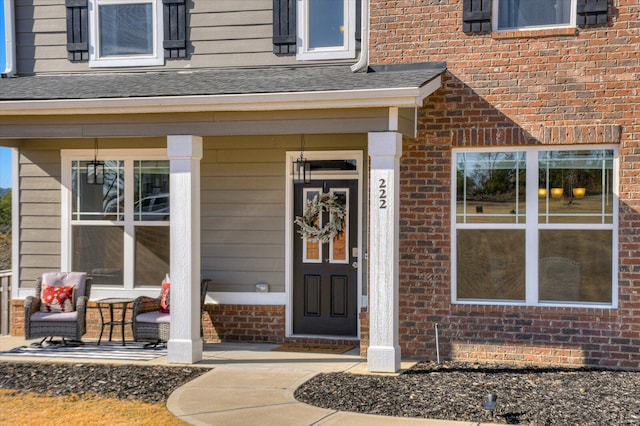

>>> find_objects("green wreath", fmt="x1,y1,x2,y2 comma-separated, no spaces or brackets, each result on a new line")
294,192,346,243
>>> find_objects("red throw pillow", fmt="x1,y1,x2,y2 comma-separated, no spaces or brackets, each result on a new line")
159,282,170,313
40,285,75,313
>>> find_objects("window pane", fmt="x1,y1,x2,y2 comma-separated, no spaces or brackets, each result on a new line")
135,226,169,287
308,0,345,48
498,0,571,29
456,152,526,224
72,160,124,221
538,150,614,224
99,4,153,56
539,230,612,303
73,225,124,287
457,229,526,300
134,161,170,221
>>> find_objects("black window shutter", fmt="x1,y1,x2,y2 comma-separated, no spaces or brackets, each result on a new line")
163,0,187,58
462,0,491,33
65,0,88,62
273,0,296,55
577,0,608,27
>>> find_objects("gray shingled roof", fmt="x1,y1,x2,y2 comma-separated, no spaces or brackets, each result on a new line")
0,63,446,101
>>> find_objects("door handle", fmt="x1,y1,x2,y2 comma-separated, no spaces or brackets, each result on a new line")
352,261,358,269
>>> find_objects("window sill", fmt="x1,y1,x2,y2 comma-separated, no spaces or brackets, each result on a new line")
492,27,577,39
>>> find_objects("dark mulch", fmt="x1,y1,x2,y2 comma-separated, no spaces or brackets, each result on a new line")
0,362,207,404
295,361,640,425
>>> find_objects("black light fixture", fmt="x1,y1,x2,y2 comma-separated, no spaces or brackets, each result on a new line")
293,135,311,183
86,138,104,185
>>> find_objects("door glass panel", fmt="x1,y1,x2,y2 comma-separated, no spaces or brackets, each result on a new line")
72,225,124,287
330,189,348,263
539,230,612,303
302,189,321,263
456,229,526,300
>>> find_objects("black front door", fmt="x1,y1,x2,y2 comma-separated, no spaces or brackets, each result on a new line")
293,180,358,336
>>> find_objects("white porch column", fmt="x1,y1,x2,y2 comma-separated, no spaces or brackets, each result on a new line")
367,132,402,373
167,135,203,364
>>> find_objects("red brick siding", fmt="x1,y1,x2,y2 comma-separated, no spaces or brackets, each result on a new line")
366,0,640,368
12,300,286,345
203,304,285,343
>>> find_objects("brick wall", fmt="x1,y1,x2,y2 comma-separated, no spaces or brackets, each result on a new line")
365,0,640,368
12,300,286,345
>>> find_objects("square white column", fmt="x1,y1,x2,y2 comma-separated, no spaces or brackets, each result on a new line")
167,135,203,364
367,132,402,373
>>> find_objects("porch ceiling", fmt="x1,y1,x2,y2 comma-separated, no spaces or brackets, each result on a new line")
0,63,446,116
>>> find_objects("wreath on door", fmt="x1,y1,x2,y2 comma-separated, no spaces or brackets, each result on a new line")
294,192,346,243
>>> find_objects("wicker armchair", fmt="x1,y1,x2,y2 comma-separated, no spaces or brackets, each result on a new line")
24,272,93,345
132,279,211,347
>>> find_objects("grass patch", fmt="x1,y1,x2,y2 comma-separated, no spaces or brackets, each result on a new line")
0,389,187,425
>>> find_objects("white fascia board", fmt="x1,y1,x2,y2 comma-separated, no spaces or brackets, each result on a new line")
0,86,438,116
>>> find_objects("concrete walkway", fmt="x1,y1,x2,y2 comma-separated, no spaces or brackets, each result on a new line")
1,336,497,426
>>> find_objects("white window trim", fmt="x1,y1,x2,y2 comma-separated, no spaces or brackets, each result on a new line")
88,0,164,68
296,0,356,60
451,145,619,309
61,149,168,298
492,0,577,32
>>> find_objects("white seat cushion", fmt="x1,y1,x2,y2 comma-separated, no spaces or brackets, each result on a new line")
136,311,171,324
31,311,78,322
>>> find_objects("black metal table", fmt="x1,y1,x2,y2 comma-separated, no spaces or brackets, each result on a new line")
96,298,135,346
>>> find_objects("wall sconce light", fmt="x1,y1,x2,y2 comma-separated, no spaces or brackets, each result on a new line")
86,139,104,185
293,135,311,183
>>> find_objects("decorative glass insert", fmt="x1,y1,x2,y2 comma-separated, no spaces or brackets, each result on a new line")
329,189,348,263
302,188,322,263
456,152,526,224
497,0,573,30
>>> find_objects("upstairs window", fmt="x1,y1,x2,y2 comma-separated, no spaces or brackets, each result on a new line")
89,0,163,67
494,0,576,31
297,0,356,60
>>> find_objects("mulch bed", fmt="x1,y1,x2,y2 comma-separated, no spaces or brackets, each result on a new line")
295,361,640,425
0,362,207,404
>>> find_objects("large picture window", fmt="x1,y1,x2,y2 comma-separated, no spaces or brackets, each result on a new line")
453,146,617,307
63,150,169,291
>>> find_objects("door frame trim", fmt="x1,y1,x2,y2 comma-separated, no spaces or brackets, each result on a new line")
285,150,364,339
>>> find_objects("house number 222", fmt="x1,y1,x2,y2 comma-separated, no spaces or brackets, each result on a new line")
378,179,387,209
